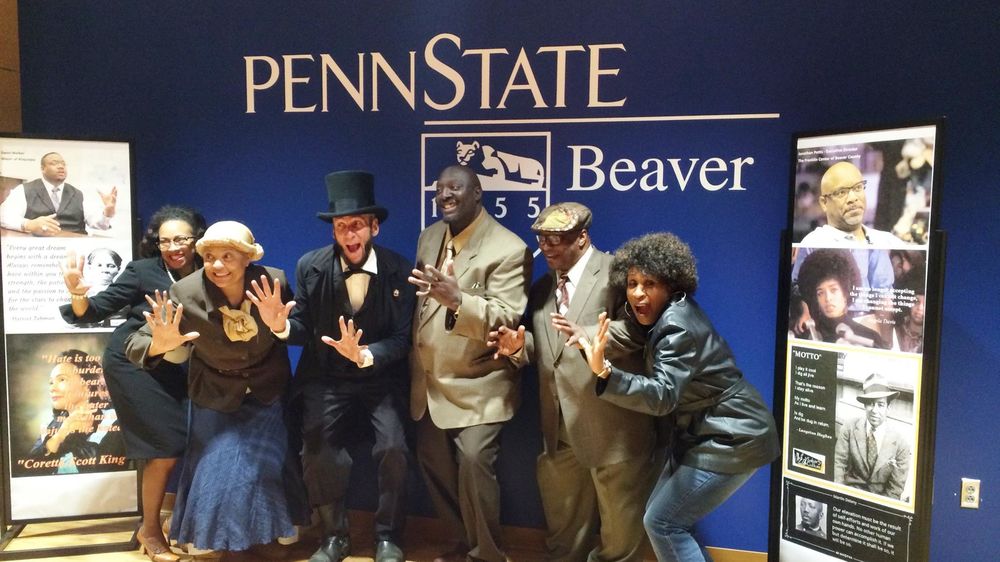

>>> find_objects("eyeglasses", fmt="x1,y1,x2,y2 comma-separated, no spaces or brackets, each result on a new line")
536,231,581,247
822,180,867,201
157,235,195,249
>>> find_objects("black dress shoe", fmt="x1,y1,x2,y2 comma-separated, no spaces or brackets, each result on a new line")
309,535,351,562
375,539,404,562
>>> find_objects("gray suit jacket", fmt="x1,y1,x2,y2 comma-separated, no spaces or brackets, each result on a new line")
522,249,655,468
834,416,910,499
410,212,531,428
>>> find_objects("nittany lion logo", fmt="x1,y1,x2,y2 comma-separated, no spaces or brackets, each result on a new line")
420,132,550,232
455,140,545,189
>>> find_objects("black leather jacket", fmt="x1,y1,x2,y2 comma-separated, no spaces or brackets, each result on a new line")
597,294,779,473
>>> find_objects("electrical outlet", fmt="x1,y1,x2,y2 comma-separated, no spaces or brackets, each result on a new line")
960,478,981,509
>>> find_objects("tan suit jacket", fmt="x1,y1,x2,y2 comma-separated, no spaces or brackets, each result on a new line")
411,213,532,429
522,250,655,468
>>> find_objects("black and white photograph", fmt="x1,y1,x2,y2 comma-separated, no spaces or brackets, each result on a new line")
833,353,920,505
795,495,828,539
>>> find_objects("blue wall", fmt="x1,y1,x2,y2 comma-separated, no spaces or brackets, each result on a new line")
16,2,1000,557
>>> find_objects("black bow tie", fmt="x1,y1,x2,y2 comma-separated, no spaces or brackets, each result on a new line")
344,268,370,278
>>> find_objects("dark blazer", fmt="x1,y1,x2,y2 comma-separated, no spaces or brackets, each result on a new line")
834,416,910,499
126,264,292,412
23,178,87,233
520,249,654,468
597,294,780,473
287,243,415,390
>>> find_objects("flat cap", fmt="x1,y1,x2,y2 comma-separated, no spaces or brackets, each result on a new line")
530,202,593,233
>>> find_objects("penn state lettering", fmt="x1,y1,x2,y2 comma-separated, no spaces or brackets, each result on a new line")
244,33,627,113
568,145,754,192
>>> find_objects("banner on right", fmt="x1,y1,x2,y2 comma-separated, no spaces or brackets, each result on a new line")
774,124,943,562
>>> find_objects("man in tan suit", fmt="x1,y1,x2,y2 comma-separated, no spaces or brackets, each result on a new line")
489,203,656,562
408,165,532,562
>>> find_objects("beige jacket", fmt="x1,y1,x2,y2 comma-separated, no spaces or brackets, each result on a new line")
410,213,531,428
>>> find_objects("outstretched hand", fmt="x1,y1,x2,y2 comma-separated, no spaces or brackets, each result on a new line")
321,316,368,364
487,325,526,360
246,275,296,333
408,258,461,310
577,312,611,377
60,250,91,295
143,290,199,356
98,186,118,217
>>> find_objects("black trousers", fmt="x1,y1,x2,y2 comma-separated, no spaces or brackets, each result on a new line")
299,379,408,540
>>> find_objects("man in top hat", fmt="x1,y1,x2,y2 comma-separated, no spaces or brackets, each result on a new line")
408,165,531,562
488,202,656,561
264,171,415,562
834,373,911,499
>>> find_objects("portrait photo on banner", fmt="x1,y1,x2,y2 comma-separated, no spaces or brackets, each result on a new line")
832,352,920,506
791,128,935,245
4,333,128,479
789,246,928,353
0,137,131,239
0,137,134,334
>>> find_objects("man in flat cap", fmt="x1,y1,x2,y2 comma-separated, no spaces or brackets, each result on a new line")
489,202,656,561
834,373,911,499
261,171,415,562
408,165,531,562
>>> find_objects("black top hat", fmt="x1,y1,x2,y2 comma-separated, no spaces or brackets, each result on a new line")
317,170,389,223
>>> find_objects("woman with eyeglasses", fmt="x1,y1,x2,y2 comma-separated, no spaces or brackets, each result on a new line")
555,233,779,562
60,205,206,562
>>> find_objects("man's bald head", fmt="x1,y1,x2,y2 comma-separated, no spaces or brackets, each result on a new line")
820,161,864,196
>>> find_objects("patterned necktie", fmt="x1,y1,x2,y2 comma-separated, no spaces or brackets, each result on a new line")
557,274,570,313
866,428,877,474
50,187,61,209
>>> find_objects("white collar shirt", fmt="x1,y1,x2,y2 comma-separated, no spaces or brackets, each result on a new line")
341,247,379,312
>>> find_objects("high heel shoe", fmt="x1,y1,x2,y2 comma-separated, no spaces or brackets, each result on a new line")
137,526,181,562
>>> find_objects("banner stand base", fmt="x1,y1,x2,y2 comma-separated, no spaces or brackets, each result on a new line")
0,517,139,560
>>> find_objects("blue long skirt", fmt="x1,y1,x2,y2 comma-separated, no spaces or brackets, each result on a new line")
170,396,309,551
